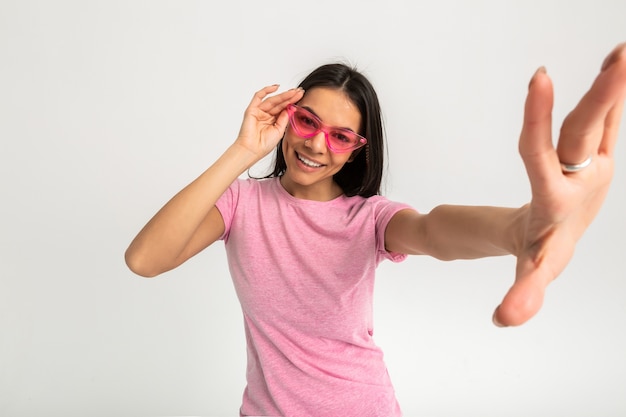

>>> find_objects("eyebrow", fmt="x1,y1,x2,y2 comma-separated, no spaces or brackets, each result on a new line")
300,105,358,133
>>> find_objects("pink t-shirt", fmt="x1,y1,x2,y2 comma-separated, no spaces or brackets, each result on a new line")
216,177,412,417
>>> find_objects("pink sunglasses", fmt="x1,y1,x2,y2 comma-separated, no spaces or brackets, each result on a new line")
286,104,367,153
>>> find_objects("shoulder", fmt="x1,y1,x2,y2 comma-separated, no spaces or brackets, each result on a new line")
216,177,266,213
224,177,275,197
352,194,414,218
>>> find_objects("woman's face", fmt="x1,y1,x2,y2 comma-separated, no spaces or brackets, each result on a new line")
280,87,362,201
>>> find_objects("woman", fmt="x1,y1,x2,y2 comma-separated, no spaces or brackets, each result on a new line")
125,43,626,416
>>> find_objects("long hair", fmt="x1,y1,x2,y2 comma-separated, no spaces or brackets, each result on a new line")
262,63,385,197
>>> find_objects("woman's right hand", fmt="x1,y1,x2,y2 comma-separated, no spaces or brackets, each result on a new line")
234,85,305,161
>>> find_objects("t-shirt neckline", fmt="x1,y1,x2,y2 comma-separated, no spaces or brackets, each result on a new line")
273,176,351,207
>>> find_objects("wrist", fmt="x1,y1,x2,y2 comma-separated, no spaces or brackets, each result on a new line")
509,203,531,256
224,142,268,173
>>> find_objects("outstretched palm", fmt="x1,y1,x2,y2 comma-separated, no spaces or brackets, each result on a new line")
494,43,626,327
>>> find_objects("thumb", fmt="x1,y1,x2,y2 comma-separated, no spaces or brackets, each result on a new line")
492,259,549,327
273,108,291,134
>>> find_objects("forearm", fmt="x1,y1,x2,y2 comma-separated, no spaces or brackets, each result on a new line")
124,143,259,275
422,204,528,260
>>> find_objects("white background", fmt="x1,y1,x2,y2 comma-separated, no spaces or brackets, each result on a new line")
1,1,625,416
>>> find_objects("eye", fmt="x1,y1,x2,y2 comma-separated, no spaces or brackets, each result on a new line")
296,112,319,128
330,130,355,144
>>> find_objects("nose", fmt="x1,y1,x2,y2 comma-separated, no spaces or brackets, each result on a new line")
305,131,327,153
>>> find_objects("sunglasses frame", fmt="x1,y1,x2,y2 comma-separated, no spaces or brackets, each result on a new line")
286,104,367,153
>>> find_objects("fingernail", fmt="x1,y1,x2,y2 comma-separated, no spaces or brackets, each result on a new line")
528,66,547,89
601,53,614,71
492,307,507,328
601,42,626,71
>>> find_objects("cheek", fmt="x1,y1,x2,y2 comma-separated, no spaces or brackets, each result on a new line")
330,154,352,168
281,134,296,158
282,131,297,151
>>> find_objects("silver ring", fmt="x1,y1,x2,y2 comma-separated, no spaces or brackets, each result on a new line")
560,155,592,173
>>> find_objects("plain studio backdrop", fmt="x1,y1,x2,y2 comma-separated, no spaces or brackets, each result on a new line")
1,1,625,416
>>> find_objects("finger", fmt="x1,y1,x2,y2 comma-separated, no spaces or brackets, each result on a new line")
557,43,626,165
599,95,625,157
518,67,558,188
247,84,281,109
602,41,626,71
258,87,305,114
270,89,306,133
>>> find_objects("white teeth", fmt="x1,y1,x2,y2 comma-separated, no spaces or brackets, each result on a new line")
297,153,322,168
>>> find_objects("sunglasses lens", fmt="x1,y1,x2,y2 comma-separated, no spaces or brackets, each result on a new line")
292,110,319,136
328,130,361,151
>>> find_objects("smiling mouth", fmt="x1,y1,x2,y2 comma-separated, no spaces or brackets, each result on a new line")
296,152,323,168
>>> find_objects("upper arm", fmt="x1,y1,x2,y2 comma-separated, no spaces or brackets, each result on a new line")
384,208,428,255
125,201,228,278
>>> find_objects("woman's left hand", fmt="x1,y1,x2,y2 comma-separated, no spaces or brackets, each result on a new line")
493,42,626,327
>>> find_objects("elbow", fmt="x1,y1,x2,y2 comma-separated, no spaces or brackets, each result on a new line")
124,248,161,278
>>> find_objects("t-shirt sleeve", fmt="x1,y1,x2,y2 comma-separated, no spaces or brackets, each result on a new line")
373,197,415,264
214,178,241,243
